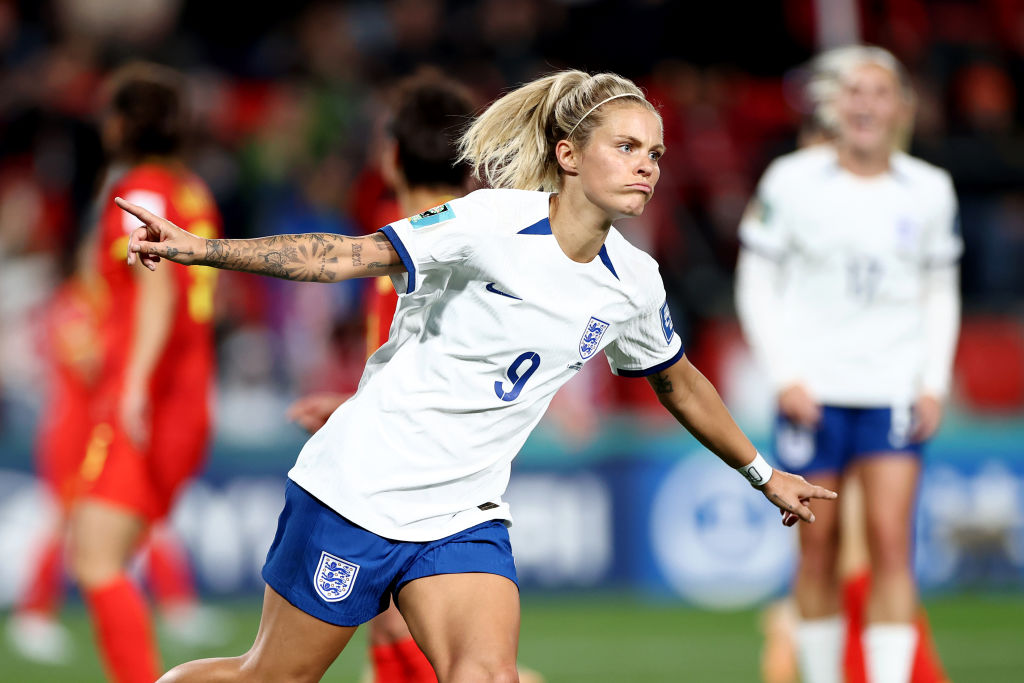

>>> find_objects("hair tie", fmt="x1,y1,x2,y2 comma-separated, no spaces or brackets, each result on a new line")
566,93,642,139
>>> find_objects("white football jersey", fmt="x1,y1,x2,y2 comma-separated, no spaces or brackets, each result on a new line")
737,145,961,406
289,189,683,541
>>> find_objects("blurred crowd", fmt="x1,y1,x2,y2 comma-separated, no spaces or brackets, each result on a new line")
2,0,1024,447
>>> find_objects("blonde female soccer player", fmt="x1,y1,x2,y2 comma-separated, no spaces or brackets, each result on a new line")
736,47,960,683
119,70,836,683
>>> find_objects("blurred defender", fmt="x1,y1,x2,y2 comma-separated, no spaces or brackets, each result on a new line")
66,63,222,683
736,47,960,683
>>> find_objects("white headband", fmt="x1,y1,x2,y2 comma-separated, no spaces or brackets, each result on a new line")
566,93,642,139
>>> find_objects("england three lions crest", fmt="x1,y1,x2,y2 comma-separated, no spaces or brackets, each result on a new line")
313,551,360,602
579,316,610,360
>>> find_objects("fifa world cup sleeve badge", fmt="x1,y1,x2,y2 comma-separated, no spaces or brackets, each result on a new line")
409,203,455,229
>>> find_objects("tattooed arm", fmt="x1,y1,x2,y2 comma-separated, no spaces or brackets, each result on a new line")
194,232,402,282
117,197,404,282
647,355,836,525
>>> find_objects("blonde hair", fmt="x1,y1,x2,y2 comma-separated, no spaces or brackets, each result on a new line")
458,70,659,191
807,45,915,147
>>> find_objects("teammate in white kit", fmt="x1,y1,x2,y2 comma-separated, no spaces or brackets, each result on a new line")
119,70,836,683
736,47,961,683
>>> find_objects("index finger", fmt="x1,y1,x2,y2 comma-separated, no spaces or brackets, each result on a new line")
114,196,159,226
804,483,838,500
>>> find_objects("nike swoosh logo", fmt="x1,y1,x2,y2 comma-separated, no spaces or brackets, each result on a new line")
485,282,522,300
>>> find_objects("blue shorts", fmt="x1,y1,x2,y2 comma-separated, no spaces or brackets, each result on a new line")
262,480,518,627
773,405,923,477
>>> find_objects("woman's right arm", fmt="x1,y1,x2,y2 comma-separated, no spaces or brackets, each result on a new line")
735,248,821,427
117,197,405,283
735,164,822,428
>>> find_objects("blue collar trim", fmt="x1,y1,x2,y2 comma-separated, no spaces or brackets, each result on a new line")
598,245,618,280
517,218,553,235
517,218,618,279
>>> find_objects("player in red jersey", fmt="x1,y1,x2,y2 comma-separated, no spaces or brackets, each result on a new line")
8,231,224,665
64,63,222,683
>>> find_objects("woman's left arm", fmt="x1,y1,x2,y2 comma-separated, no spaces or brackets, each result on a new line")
915,174,962,441
914,264,960,441
120,252,176,447
647,354,837,525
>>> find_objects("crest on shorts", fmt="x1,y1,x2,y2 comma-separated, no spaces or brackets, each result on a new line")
313,551,360,603
579,316,610,360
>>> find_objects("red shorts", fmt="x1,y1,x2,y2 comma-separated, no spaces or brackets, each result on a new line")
79,400,209,521
35,394,94,508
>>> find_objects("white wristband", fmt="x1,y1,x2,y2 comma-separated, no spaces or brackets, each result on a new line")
737,452,773,487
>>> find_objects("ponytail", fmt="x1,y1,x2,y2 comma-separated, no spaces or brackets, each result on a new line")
458,70,658,192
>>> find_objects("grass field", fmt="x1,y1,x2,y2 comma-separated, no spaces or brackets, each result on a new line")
2,593,1022,682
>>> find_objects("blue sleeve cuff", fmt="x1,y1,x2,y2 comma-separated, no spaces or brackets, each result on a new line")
614,342,685,378
377,225,416,295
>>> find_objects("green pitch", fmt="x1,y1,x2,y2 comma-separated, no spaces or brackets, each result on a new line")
1,593,1021,682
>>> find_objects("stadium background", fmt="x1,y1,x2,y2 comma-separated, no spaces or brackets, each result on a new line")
0,0,1022,680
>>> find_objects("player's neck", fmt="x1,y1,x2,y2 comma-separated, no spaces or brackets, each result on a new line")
548,191,611,264
836,143,891,178
400,186,460,216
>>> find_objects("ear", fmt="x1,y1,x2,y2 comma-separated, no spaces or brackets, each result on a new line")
554,139,580,176
102,114,125,153
381,140,401,188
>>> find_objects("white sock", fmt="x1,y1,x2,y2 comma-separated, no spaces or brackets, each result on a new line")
795,615,844,683
864,622,917,683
